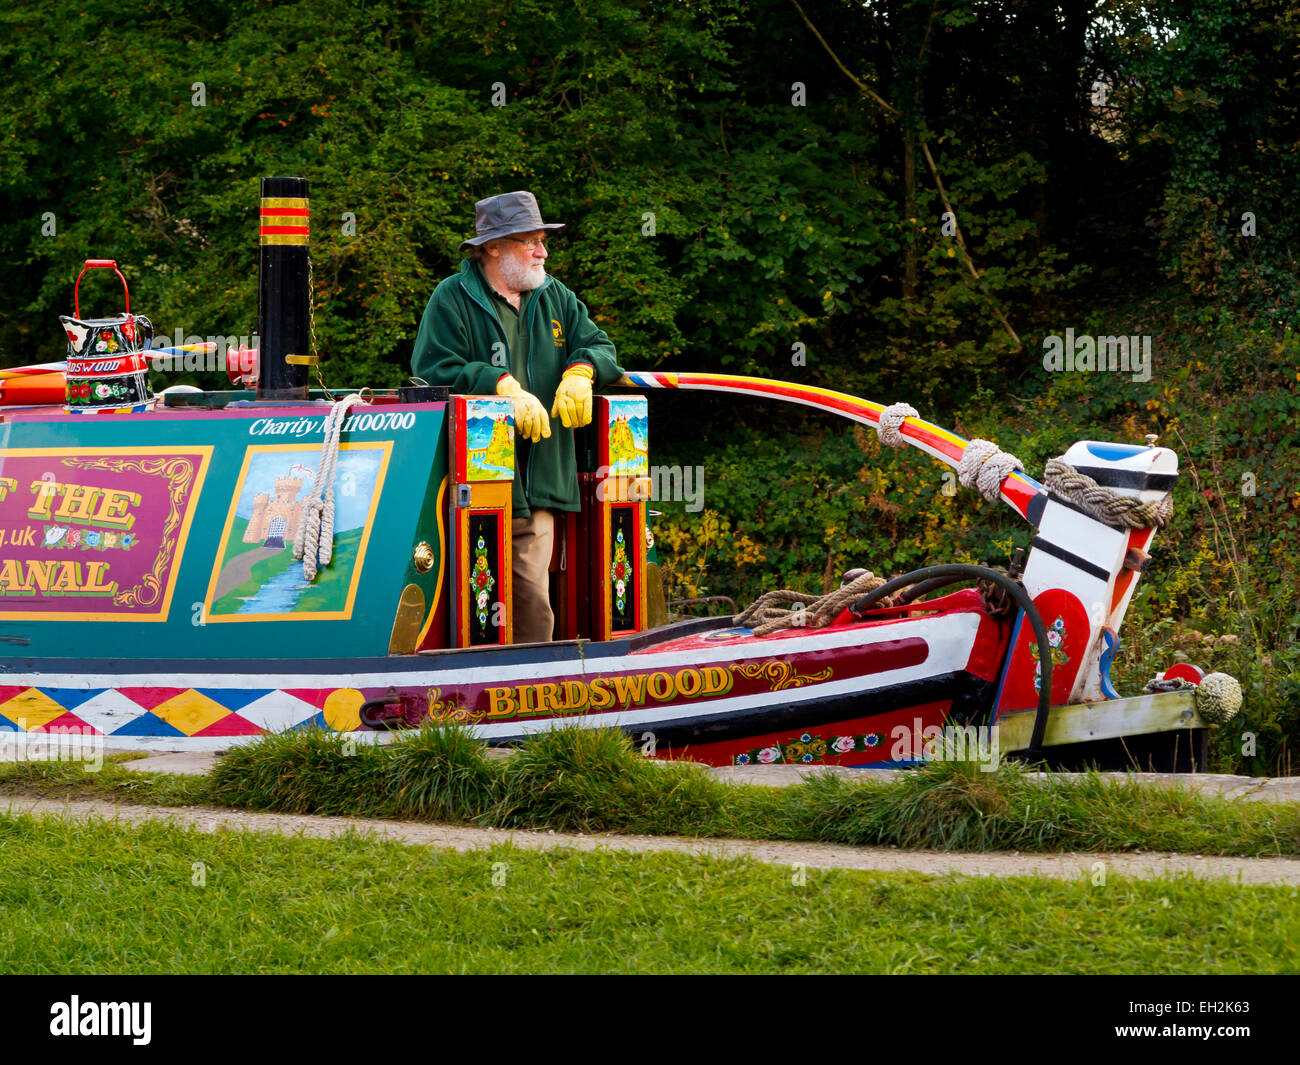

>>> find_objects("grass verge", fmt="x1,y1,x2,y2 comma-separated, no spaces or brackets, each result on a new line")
4,725,1299,856
1,812,1296,974
0,753,211,806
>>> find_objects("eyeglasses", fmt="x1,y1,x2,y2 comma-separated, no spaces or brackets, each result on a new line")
505,235,551,249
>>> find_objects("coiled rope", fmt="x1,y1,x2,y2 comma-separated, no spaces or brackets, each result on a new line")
1044,457,1173,529
957,439,1026,502
736,569,891,637
294,393,365,581
874,403,1025,505
875,401,917,446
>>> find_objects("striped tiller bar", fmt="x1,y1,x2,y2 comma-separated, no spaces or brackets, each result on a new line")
617,370,1046,524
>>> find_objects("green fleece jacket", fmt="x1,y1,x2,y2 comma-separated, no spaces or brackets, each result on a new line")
411,260,624,516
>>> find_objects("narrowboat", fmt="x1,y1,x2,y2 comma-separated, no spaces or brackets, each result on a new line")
0,178,1240,770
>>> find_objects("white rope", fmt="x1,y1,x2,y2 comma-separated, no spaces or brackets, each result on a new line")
875,402,918,447
957,438,1024,503
875,401,1021,505
294,393,365,581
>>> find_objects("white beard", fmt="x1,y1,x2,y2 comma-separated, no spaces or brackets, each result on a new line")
500,255,547,291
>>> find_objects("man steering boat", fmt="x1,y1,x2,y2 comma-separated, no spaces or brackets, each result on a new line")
411,190,624,643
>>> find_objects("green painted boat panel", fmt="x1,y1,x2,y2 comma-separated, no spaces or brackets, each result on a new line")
0,402,449,659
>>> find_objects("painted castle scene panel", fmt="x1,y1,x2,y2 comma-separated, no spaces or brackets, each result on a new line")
208,444,387,618
605,398,649,477
463,398,515,482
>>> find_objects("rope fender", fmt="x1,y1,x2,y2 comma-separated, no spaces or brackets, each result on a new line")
294,393,365,581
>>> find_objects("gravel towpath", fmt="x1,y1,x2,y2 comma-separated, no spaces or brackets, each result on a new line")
5,793,1299,885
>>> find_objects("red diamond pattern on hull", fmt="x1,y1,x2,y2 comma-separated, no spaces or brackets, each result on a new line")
116,687,192,712
281,688,336,711
31,710,96,733
194,713,265,737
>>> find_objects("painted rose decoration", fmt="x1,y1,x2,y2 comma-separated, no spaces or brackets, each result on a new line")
1029,615,1071,693
610,528,630,614
469,534,495,635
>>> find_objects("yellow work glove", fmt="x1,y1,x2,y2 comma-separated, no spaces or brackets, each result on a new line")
495,374,551,443
549,363,594,429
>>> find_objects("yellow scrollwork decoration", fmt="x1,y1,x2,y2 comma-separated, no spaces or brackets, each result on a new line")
732,660,834,691
425,686,481,725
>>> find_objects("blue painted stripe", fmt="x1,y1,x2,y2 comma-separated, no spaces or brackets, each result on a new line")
989,608,1026,724
1099,630,1121,700
1085,441,1149,462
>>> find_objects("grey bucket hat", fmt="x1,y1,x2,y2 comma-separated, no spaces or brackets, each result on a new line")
459,190,565,250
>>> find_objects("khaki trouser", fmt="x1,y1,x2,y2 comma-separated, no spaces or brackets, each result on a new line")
511,508,555,644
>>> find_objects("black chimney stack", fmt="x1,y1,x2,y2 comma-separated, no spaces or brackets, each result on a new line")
256,176,312,400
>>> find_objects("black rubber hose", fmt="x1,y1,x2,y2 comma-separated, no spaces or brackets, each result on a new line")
851,563,1052,760
897,575,965,603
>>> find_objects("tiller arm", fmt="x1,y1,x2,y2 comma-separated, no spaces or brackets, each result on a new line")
618,371,1047,525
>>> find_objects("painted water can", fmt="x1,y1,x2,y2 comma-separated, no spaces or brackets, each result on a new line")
58,259,153,413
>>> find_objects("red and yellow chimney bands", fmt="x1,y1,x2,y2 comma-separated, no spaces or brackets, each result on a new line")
259,196,310,246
